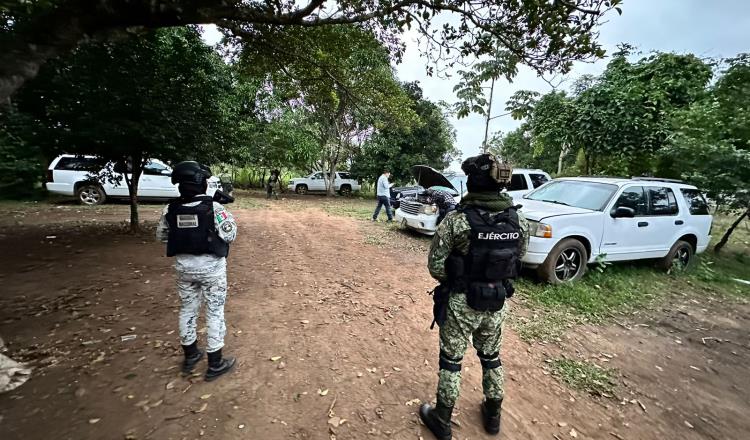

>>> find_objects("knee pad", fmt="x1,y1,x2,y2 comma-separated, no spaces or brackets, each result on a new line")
477,350,502,370
439,350,463,372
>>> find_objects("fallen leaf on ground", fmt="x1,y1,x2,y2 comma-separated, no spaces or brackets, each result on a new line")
200,394,212,400
193,403,208,413
166,379,178,390
328,416,341,427
270,356,282,362
379,378,385,385
570,428,578,438
318,389,329,396
405,398,421,406
392,367,401,372
88,418,100,424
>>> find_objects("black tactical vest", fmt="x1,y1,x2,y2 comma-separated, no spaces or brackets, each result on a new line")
446,205,522,311
166,196,229,258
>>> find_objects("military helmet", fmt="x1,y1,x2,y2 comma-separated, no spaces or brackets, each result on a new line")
171,161,212,185
461,153,512,185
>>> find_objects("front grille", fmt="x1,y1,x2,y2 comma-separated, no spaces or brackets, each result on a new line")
400,200,422,215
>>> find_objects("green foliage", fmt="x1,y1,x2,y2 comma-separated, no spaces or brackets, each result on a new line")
0,108,43,198
505,52,713,177
548,359,617,397
663,55,750,211
350,82,458,184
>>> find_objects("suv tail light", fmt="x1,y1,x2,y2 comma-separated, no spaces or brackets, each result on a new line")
46,169,54,182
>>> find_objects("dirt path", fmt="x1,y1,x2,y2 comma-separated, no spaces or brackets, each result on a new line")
0,200,748,439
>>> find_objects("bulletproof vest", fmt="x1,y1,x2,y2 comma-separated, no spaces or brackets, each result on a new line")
446,205,522,311
166,196,229,258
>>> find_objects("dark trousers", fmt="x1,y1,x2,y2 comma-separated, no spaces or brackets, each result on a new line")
372,196,393,221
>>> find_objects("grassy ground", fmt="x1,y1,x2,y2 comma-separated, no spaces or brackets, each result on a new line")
547,358,618,397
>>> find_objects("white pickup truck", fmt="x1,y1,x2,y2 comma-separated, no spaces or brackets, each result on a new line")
288,171,361,196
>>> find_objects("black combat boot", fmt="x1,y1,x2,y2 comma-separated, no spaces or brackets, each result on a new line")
481,398,503,435
181,342,204,374
419,401,453,440
205,349,236,382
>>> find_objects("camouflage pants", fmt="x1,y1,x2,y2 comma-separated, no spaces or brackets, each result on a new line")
177,267,227,353
437,293,506,407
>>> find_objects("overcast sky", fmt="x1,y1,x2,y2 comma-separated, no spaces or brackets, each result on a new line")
202,1,750,170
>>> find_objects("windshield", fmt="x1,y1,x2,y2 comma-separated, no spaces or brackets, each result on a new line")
525,180,618,211
446,175,467,193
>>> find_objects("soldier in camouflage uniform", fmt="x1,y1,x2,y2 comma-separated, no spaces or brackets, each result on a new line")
156,161,238,382
420,154,528,440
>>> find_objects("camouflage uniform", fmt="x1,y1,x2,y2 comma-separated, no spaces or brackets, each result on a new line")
428,191,528,407
156,199,237,353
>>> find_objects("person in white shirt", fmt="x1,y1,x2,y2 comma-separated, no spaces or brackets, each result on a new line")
372,169,394,222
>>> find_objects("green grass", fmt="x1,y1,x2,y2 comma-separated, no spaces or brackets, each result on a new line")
510,309,580,343
548,358,617,397
322,200,374,221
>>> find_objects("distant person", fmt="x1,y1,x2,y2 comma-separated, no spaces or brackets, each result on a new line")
267,169,281,200
372,169,394,222
156,161,237,382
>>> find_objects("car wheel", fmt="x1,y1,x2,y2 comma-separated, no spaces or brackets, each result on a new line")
658,240,694,272
538,238,588,284
76,184,106,205
295,184,308,195
339,185,352,196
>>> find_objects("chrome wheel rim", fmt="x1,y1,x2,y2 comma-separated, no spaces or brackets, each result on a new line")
555,248,582,281
673,246,691,268
79,187,101,205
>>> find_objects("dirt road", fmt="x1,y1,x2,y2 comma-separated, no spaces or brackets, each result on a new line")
0,197,748,439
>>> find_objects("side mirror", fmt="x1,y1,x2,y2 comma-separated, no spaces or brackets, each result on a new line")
611,206,636,218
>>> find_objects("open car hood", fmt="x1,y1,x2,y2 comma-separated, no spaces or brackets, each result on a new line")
411,165,456,191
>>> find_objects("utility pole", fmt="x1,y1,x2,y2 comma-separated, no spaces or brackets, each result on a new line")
482,76,496,153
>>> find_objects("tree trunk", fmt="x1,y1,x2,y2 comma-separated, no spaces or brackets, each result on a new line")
260,168,267,189
326,161,338,197
482,76,496,153
714,208,749,253
122,154,143,233
557,143,569,175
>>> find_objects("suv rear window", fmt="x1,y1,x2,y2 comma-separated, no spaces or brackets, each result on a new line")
529,173,549,188
680,189,710,215
338,172,350,179
508,174,528,191
648,187,679,216
54,157,101,171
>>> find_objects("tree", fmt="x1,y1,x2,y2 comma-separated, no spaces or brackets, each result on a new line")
572,51,712,175
237,24,417,195
1,0,621,103
663,55,750,252
13,26,235,230
351,81,458,184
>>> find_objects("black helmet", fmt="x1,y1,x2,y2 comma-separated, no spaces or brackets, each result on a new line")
461,153,513,192
171,161,212,185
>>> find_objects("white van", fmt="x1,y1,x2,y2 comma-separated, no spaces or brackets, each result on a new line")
46,155,221,205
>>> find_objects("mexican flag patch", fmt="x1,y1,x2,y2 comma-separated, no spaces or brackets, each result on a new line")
215,210,228,223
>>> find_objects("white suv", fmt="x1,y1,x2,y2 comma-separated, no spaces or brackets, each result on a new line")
288,171,361,195
520,177,713,283
46,155,222,205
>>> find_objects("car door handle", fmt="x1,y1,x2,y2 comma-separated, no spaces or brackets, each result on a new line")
638,221,649,227
675,220,684,225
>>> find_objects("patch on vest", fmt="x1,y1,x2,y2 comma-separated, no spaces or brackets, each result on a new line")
176,214,199,228
221,221,233,233
477,232,520,240
215,210,228,223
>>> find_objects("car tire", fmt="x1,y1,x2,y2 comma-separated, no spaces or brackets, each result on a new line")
657,240,694,272
295,184,308,195
538,238,588,284
76,184,106,205
339,185,352,196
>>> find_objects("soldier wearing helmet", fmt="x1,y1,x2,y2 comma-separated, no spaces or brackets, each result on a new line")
420,153,528,440
156,161,237,382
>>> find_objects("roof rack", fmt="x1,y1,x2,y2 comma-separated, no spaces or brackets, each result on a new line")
578,175,628,179
631,177,684,183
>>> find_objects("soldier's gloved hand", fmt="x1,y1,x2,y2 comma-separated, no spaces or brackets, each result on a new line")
503,280,515,298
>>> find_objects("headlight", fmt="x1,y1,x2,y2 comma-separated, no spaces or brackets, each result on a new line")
420,204,438,215
529,220,553,238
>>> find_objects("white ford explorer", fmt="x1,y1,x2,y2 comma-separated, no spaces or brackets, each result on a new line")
46,155,222,205
520,177,713,283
